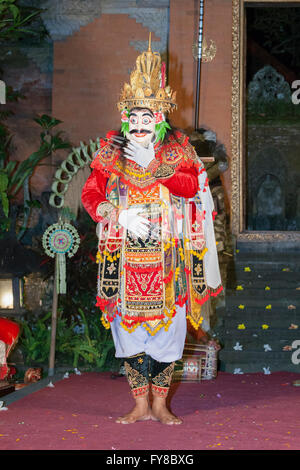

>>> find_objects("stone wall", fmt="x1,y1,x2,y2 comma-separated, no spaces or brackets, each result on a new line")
169,0,232,208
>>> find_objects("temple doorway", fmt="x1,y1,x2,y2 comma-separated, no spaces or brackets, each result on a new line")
245,3,300,233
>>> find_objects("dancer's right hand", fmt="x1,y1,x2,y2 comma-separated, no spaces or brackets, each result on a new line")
118,207,151,239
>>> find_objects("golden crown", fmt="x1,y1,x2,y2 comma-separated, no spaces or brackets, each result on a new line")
117,33,177,114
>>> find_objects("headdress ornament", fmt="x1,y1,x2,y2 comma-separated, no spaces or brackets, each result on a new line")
117,33,177,114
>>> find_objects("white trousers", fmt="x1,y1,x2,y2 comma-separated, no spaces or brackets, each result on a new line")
110,305,187,363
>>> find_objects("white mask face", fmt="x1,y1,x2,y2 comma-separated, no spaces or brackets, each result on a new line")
128,108,156,148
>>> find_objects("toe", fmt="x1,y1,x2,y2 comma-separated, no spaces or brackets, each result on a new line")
116,416,134,424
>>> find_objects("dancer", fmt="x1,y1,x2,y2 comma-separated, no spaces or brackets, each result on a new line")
81,36,222,425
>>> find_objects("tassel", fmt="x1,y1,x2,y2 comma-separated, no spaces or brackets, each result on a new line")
176,293,188,307
96,296,109,310
56,253,66,294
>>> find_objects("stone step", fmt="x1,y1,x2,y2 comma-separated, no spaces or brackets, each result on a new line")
225,296,300,313
217,361,300,374
227,266,300,281
226,274,300,291
236,239,300,253
220,307,299,319
215,336,295,350
233,252,300,265
222,301,300,319
226,287,300,299
214,252,300,374
215,305,297,318
221,317,299,329
232,262,300,272
226,279,300,289
213,326,300,341
218,349,296,364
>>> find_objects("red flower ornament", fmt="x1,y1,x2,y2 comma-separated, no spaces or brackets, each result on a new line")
154,112,164,124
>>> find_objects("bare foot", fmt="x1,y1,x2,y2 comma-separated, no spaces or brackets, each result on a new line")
151,401,182,425
116,399,152,424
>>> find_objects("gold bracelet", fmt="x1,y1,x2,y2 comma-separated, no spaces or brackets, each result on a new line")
153,163,175,179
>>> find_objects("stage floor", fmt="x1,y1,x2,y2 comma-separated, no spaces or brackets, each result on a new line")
0,371,299,451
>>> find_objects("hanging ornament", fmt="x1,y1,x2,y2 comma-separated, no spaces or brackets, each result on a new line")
42,220,80,294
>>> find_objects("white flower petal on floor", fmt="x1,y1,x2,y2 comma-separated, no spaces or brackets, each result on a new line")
233,368,244,374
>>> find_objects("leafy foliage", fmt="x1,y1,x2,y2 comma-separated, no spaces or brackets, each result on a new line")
20,311,52,364
0,0,46,42
0,114,71,237
0,1,50,236
70,308,116,370
19,307,118,371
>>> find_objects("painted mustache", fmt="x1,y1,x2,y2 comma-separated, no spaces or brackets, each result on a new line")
129,129,152,135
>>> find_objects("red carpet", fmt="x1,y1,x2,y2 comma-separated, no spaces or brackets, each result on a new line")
0,371,299,450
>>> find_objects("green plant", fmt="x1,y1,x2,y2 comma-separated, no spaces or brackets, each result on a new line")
20,311,52,364
19,307,118,371
70,308,115,369
0,1,50,236
20,310,76,365
0,86,23,227
0,114,71,237
0,0,46,42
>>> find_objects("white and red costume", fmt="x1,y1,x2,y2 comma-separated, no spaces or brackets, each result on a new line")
81,39,222,398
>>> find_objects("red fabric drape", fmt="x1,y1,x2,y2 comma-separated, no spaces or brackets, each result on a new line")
81,166,198,222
